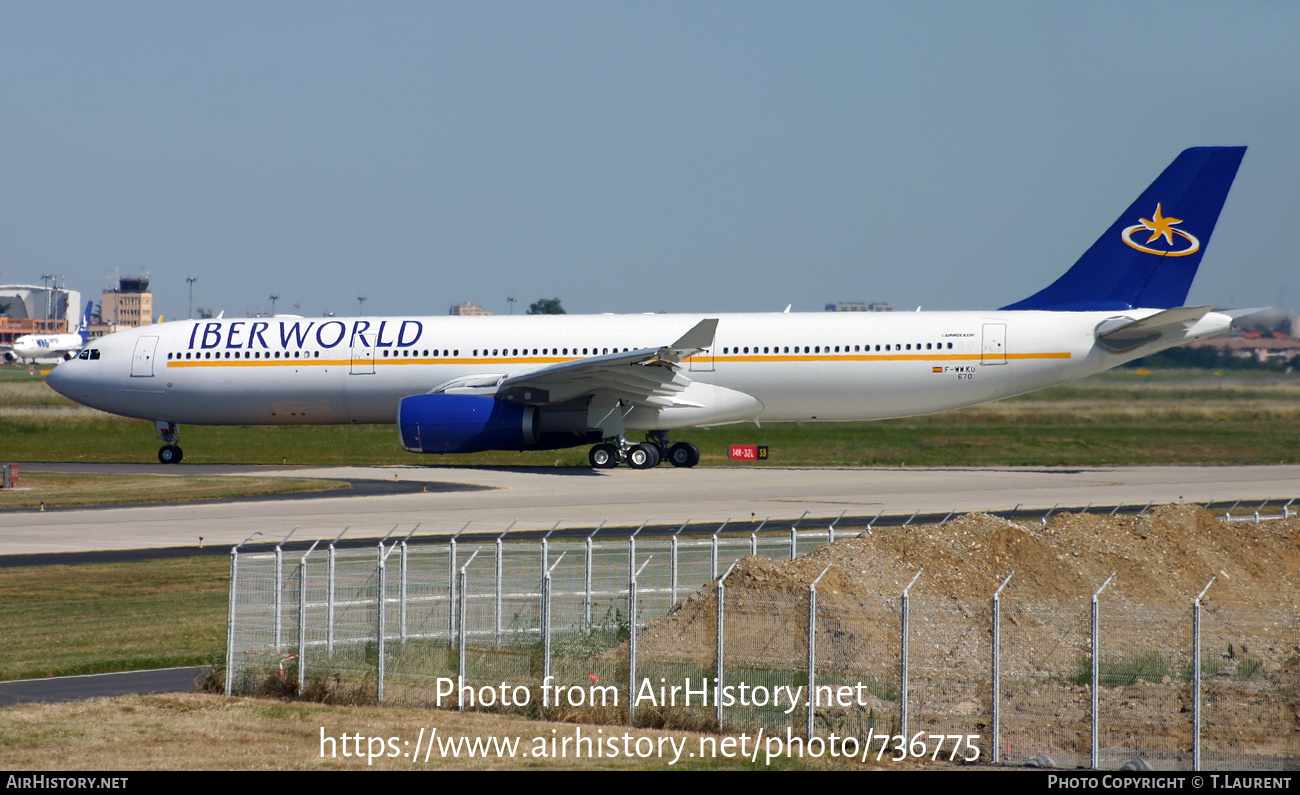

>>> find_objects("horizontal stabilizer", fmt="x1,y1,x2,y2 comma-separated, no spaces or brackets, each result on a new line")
1214,306,1278,331
1216,306,1271,319
1095,306,1213,351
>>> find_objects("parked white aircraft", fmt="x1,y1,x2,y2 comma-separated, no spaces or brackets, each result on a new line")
48,147,1248,467
5,302,94,364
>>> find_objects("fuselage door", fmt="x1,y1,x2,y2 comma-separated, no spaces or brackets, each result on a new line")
130,336,159,377
980,323,1007,365
350,331,375,375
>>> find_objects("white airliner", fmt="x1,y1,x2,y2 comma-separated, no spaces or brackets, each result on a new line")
48,147,1248,467
5,302,94,364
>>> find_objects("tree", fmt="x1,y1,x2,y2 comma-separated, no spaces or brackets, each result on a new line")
197,307,215,319
527,298,566,315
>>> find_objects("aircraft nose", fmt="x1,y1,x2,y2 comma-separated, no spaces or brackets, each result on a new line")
45,361,73,397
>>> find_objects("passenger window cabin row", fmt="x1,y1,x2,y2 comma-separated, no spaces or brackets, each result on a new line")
162,340,959,362
720,342,956,354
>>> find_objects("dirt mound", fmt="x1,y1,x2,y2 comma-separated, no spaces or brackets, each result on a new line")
716,504,1299,607
633,505,1299,667
628,505,1299,762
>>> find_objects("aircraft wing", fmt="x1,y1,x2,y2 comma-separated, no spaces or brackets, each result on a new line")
493,318,718,408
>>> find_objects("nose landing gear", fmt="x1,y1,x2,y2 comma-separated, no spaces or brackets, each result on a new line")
155,421,184,464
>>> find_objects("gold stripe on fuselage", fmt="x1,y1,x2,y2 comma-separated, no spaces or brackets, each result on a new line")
164,351,1070,368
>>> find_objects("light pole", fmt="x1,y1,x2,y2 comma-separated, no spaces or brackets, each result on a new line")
507,296,517,315
357,295,366,315
269,294,280,316
186,277,197,319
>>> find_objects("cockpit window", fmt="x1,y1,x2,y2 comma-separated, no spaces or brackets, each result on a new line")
77,350,90,360
89,349,101,360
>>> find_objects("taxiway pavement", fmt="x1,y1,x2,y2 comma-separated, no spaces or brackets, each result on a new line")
2,463,1297,556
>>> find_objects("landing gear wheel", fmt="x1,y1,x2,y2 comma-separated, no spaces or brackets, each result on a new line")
158,444,184,464
667,442,700,468
589,443,620,469
627,442,661,469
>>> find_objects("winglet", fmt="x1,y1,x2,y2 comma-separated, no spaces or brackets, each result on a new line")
659,319,718,364
671,318,718,350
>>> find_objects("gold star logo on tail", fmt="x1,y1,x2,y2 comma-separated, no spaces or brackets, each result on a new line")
1121,203,1200,256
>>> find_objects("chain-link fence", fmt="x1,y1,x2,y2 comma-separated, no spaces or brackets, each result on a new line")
226,518,1298,771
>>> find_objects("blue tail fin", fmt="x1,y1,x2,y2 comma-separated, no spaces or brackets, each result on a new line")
77,301,93,343
1001,146,1246,311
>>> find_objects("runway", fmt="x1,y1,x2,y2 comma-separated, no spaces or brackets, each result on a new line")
0,667,206,706
2,463,1297,556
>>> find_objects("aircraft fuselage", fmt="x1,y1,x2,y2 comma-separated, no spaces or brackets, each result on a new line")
46,308,1231,429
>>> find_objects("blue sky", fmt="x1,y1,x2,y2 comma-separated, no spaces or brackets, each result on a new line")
3,2,1297,319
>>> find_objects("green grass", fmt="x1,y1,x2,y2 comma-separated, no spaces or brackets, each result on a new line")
0,557,229,681
0,473,348,508
1071,652,1172,687
3,365,1299,467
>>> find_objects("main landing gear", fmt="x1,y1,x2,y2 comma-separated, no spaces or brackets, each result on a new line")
156,421,184,464
588,431,700,470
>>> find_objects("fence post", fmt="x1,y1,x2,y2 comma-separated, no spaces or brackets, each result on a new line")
584,521,602,633
225,534,254,697
327,544,335,654
628,521,647,595
1193,577,1215,771
670,519,690,606
296,540,320,692
298,556,307,689
226,546,238,697
1090,572,1116,770
274,542,282,651
459,564,468,710
456,549,479,712
628,574,638,725
713,519,731,577
449,522,469,640
273,528,296,651
628,556,651,725
789,510,808,560
541,552,565,696
900,569,922,741
828,510,845,545
716,560,739,731
541,571,550,687
397,524,419,642
400,537,408,641
376,542,387,703
1223,499,1240,521
807,564,832,741
750,516,764,556
541,518,562,584
991,572,1014,764
327,525,349,656
495,527,509,646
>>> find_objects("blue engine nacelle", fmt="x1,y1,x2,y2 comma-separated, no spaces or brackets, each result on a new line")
398,394,536,454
